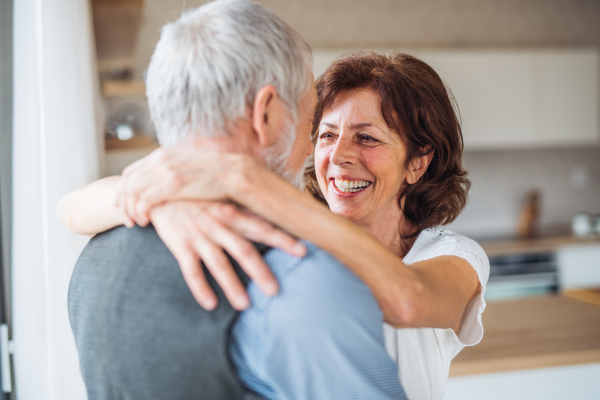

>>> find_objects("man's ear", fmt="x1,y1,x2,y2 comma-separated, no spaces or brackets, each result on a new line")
252,85,280,147
406,150,434,184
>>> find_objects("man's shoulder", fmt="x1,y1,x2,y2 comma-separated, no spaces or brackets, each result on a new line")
247,242,370,311
263,242,358,286
78,225,176,268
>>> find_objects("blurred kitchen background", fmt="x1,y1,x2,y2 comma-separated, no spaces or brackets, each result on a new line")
96,0,600,237
1,0,600,399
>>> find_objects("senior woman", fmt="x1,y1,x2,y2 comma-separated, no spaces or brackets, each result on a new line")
60,52,489,400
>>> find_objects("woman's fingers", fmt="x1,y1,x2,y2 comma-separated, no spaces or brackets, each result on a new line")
151,200,255,311
190,229,251,311
152,213,219,310
118,150,245,227
133,173,184,223
210,204,307,257
202,210,279,298
118,148,174,226
175,249,218,311
127,149,181,225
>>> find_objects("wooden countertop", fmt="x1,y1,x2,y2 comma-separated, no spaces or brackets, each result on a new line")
449,294,600,376
480,235,600,257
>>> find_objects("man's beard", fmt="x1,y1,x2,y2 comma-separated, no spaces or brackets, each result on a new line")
260,118,306,190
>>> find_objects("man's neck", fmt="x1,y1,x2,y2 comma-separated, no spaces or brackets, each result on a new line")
187,137,248,154
182,119,263,162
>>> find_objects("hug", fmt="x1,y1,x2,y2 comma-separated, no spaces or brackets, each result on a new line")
59,0,490,399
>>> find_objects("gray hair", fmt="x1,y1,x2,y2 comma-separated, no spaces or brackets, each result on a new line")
146,0,313,147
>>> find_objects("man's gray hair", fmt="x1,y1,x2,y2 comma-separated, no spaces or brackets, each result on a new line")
146,0,313,147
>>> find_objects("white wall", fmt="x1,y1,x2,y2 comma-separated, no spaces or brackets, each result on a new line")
12,0,103,398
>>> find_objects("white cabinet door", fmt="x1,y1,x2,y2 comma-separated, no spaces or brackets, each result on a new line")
445,363,600,400
536,50,600,147
557,244,600,289
418,51,538,150
311,49,600,150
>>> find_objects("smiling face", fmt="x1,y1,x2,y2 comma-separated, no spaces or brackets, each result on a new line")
315,88,410,235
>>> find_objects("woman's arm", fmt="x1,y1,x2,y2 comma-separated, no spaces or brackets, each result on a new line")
118,149,481,330
57,173,305,311
57,176,128,236
232,162,481,330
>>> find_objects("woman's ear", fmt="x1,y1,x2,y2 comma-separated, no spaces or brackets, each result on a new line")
252,85,279,147
407,150,434,185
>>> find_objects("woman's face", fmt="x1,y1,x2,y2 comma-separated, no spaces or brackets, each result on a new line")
315,88,410,231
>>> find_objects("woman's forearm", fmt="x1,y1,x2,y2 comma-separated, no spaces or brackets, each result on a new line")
227,164,422,324
57,176,126,236
228,163,479,329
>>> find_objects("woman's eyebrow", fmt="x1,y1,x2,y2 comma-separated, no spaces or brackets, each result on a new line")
348,122,374,130
320,121,388,137
320,122,374,129
350,122,390,137
320,122,338,129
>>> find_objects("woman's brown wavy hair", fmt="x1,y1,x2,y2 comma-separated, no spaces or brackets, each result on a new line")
304,52,470,238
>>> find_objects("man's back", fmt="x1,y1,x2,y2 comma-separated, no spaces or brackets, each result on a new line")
69,225,406,400
69,225,254,400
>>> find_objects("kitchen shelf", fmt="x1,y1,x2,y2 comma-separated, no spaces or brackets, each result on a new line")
102,80,146,97
105,135,158,150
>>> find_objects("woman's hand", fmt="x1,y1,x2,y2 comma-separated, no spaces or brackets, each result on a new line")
149,199,306,311
116,147,255,228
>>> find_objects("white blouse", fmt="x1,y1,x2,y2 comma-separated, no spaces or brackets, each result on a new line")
383,227,490,400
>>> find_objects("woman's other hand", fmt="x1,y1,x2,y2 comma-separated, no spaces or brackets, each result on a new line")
116,148,254,227
149,200,306,310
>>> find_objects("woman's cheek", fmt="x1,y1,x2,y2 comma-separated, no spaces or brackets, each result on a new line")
314,146,331,194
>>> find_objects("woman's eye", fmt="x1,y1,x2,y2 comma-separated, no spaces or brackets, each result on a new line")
319,132,335,139
359,134,377,142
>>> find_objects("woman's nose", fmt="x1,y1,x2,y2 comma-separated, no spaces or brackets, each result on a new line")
330,135,356,166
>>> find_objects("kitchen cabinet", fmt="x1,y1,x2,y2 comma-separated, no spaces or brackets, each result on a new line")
417,49,599,150
538,51,600,147
445,363,600,400
557,244,600,289
418,51,538,150
312,49,600,150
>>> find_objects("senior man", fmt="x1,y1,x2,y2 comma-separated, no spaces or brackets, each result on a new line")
66,1,406,399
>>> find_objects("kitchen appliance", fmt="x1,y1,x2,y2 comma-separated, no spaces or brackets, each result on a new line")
486,252,558,300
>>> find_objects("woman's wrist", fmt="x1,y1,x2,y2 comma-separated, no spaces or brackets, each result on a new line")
225,154,266,204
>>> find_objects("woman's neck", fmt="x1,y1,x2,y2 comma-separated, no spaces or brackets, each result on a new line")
356,209,416,258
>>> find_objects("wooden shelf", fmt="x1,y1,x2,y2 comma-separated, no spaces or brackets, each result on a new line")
102,80,146,97
105,135,158,150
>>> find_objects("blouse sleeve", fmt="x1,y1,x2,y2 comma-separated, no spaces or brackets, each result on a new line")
425,232,490,346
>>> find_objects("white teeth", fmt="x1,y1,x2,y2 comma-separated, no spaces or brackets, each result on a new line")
333,179,371,192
